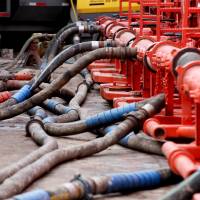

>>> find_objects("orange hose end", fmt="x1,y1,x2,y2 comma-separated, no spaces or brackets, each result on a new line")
15,72,33,80
143,118,166,139
0,91,12,103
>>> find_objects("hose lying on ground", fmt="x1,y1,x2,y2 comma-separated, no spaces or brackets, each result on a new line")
0,24,96,107
39,82,75,101
99,125,164,155
160,170,200,200
0,70,33,81
0,106,58,184
13,168,180,200
69,81,89,110
0,47,137,121
0,80,29,92
43,81,90,124
31,40,116,91
0,95,164,198
44,94,164,136
42,99,79,123
0,41,117,109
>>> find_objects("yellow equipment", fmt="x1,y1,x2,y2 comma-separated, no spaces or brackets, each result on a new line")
77,0,140,14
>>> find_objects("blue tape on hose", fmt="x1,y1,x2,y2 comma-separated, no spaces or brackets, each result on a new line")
43,117,56,124
46,99,60,111
36,110,47,119
63,106,73,114
12,85,31,103
119,132,134,146
85,103,137,128
104,125,134,146
14,189,50,200
107,171,161,193
104,125,116,133
28,106,40,115
81,69,89,77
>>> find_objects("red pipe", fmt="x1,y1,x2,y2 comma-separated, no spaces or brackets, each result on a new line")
144,118,195,139
162,142,197,178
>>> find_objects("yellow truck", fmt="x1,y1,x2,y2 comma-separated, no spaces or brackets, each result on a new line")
77,0,140,20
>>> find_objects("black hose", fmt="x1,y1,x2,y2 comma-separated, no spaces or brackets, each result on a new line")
31,40,116,91
0,47,137,120
160,170,200,200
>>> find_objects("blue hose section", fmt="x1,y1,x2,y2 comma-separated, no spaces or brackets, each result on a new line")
43,117,57,124
14,189,50,200
35,110,47,119
12,85,32,103
45,99,72,114
107,170,161,193
63,106,73,114
80,68,89,77
85,103,137,128
28,107,47,119
45,99,60,112
28,106,40,115
104,125,134,146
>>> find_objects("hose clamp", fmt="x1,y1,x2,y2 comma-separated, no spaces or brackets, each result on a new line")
79,25,85,33
92,41,99,50
142,103,156,117
71,174,93,200
76,21,83,26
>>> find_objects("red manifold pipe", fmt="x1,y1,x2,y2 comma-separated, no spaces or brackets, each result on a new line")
92,26,136,84
105,22,126,38
143,118,195,139
114,28,136,46
162,142,198,178
109,37,156,105
176,61,200,103
161,48,200,180
130,37,155,61
145,41,180,73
